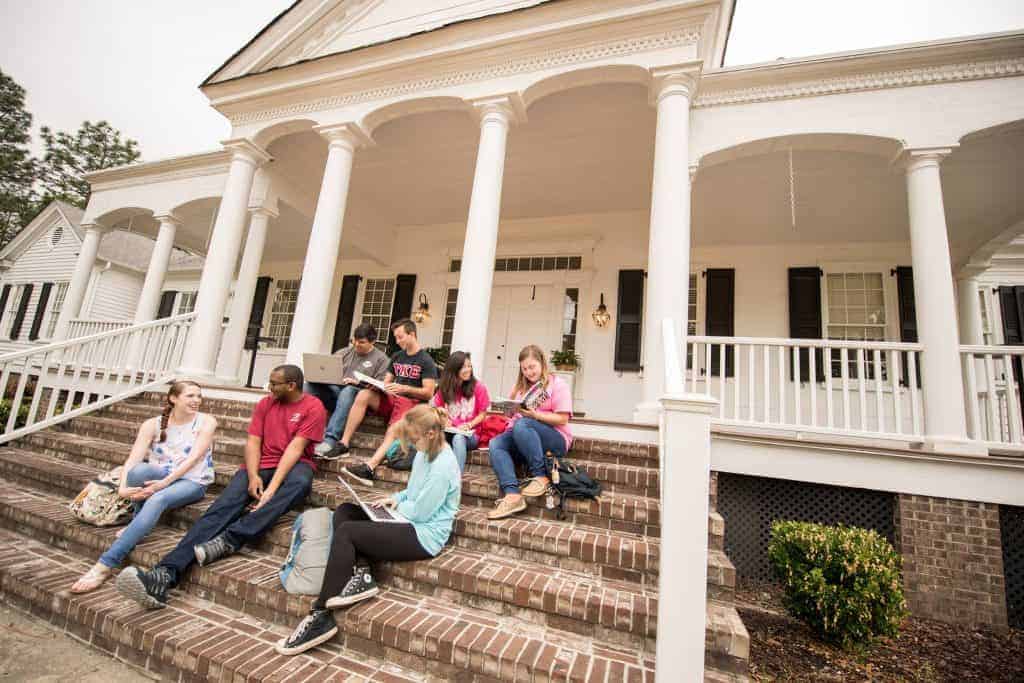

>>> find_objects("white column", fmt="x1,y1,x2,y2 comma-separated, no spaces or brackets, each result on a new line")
53,223,109,341
450,95,520,367
636,65,700,423
179,140,269,378
216,206,274,382
133,214,180,324
286,124,369,367
903,147,976,452
956,273,984,346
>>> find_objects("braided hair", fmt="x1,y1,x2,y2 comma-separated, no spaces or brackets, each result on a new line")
159,380,201,443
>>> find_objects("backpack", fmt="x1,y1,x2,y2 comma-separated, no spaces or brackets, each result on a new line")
69,466,134,527
280,508,333,594
544,453,602,519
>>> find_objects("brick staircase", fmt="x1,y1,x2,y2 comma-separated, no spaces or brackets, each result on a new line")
0,392,750,681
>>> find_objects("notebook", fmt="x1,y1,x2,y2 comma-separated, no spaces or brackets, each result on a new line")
336,475,407,524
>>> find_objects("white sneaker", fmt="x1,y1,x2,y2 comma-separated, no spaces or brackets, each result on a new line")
314,441,335,457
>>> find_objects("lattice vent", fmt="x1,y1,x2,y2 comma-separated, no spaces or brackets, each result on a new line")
999,504,1024,629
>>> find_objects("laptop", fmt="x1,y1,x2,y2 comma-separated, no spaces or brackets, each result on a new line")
303,353,344,384
336,475,407,524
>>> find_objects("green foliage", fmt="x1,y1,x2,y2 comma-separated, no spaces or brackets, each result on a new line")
768,520,906,650
550,348,581,369
425,346,450,367
0,399,30,429
37,120,141,209
0,69,37,247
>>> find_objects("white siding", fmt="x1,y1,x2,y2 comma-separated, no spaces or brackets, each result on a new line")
87,267,144,320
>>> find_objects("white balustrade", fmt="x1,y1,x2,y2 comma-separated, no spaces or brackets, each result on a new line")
66,318,132,339
960,344,1024,450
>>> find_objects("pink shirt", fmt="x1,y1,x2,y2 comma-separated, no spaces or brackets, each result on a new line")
432,382,491,436
508,374,573,450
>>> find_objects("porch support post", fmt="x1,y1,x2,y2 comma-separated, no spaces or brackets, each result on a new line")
636,64,700,423
956,271,985,346
450,95,522,368
216,205,275,382
133,214,180,324
286,124,369,367
902,147,977,453
53,222,109,342
179,139,269,378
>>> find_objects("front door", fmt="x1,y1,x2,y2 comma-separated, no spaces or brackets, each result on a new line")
483,285,556,397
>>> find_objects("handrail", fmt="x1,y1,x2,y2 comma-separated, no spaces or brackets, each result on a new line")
688,334,923,352
959,344,1024,354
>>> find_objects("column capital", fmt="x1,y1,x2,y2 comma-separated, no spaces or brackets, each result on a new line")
248,205,279,220
649,62,702,105
468,93,527,127
896,145,958,173
956,262,990,280
152,213,183,228
314,122,374,151
688,163,700,183
222,138,272,166
79,222,112,236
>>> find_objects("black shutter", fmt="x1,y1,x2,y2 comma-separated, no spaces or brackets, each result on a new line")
1000,287,1024,344
156,291,178,319
705,269,735,377
614,269,644,371
244,276,273,350
0,285,11,331
895,266,921,387
331,275,361,352
10,284,33,340
386,274,417,355
788,268,824,382
28,282,54,340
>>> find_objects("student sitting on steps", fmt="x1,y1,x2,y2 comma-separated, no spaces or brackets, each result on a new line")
339,319,438,486
486,345,573,520
116,364,326,609
70,380,217,593
276,405,461,656
431,351,490,471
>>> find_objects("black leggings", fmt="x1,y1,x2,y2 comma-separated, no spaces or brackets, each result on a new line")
314,503,431,608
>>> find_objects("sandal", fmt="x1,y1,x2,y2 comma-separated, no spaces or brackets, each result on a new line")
70,563,112,593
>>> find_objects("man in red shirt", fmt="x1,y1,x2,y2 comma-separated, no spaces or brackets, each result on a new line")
117,365,325,609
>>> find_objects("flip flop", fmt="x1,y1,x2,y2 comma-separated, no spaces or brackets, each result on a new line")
70,565,111,594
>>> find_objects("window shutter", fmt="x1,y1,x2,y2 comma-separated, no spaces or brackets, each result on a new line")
243,276,273,350
156,291,178,319
10,284,34,340
705,269,735,377
386,274,417,355
28,282,54,341
614,269,644,372
895,266,921,387
999,286,1023,344
331,275,362,352
788,268,824,382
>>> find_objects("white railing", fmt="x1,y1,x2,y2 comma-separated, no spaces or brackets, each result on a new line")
67,318,132,339
0,312,195,444
683,335,924,440
960,344,1024,450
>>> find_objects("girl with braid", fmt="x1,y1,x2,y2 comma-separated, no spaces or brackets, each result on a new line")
70,380,217,592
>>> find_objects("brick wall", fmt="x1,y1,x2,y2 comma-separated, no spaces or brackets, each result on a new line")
895,494,1008,631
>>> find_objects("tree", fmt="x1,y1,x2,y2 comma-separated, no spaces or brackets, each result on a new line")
0,69,36,247
37,120,140,209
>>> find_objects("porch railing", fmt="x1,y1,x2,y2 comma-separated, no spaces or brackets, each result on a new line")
67,317,133,339
0,312,195,444
683,335,924,440
960,344,1024,450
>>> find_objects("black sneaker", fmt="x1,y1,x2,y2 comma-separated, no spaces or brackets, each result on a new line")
319,442,350,461
116,565,172,609
275,608,338,656
194,534,237,566
324,568,379,609
341,463,375,486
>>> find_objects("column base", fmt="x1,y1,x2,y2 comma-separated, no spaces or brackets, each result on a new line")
633,401,662,425
214,375,244,387
914,437,989,457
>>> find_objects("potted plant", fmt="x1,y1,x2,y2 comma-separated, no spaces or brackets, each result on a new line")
550,349,581,372
425,346,450,367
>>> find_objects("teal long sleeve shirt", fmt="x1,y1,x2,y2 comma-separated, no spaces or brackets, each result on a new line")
390,445,461,556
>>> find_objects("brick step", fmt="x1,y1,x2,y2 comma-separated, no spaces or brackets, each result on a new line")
0,526,422,682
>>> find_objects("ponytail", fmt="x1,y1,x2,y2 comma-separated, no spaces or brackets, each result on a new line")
398,404,448,461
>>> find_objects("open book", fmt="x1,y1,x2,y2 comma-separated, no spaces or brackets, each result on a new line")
489,381,549,416
444,426,474,436
353,371,388,392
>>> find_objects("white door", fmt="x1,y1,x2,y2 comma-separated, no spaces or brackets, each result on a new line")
483,285,556,397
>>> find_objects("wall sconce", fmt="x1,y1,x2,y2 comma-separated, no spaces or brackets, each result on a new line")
412,292,431,325
592,293,611,328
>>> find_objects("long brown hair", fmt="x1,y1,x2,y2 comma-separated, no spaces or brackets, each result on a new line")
159,380,201,443
395,404,447,462
511,345,550,398
438,351,476,405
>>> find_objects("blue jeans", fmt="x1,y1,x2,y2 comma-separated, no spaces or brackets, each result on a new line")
305,382,359,445
98,463,206,569
156,463,314,585
444,431,477,472
487,418,566,495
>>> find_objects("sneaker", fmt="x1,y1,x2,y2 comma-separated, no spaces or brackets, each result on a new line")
275,608,338,656
520,478,550,498
194,534,237,566
341,463,375,486
313,440,335,457
324,568,379,608
487,496,527,520
319,442,350,461
116,565,172,609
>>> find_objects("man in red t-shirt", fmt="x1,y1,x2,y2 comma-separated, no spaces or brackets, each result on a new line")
117,365,326,610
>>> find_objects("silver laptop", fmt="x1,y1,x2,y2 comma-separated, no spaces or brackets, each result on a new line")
336,475,407,524
303,353,344,384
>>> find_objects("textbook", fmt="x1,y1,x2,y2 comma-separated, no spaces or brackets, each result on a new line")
353,371,388,392
489,381,549,416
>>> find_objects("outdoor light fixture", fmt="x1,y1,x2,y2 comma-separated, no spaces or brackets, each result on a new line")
413,293,432,325
592,293,611,328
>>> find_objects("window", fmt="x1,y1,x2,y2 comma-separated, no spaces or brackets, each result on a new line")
824,272,886,378
441,288,458,351
450,255,582,273
45,282,69,339
561,288,579,353
359,278,395,352
176,291,197,315
4,285,23,337
265,280,300,348
980,288,995,345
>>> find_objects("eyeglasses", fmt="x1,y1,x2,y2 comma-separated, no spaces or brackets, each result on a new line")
268,380,291,387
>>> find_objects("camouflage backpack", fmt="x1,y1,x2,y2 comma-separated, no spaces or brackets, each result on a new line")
69,466,134,526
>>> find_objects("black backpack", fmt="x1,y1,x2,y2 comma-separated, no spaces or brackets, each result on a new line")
544,453,602,519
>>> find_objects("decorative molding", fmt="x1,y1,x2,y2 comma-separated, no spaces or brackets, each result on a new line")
227,26,703,126
694,57,1024,109
89,162,232,193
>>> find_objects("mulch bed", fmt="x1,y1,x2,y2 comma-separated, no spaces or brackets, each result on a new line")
737,582,1024,682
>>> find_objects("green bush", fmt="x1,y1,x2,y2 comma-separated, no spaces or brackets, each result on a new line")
768,520,906,650
0,399,30,429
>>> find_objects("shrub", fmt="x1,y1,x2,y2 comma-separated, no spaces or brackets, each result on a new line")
425,347,450,367
768,520,906,650
0,399,30,429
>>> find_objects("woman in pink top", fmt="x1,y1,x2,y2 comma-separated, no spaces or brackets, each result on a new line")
431,351,490,471
486,345,572,520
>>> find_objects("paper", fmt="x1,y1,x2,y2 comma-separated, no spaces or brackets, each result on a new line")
353,371,388,392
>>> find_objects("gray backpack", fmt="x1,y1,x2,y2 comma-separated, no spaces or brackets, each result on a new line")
279,508,333,594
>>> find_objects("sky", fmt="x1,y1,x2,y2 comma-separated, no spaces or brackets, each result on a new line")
0,0,1022,162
